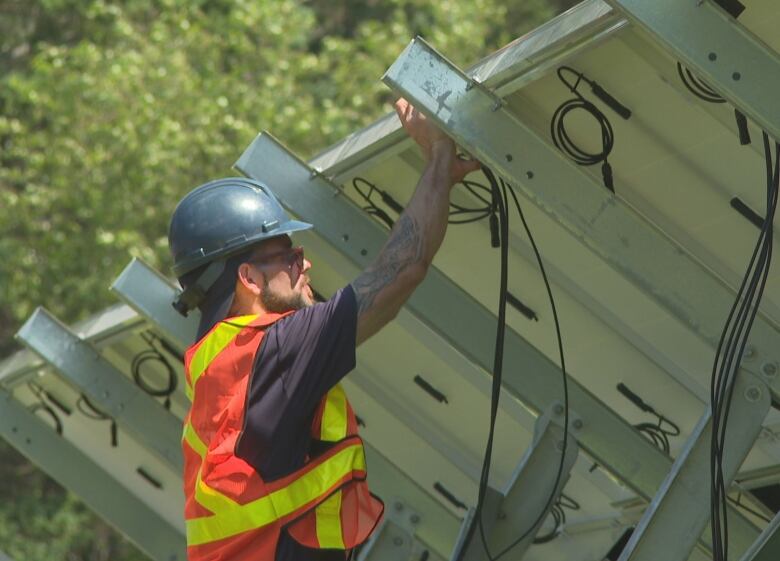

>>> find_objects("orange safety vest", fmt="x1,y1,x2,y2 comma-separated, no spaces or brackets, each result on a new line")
181,313,384,561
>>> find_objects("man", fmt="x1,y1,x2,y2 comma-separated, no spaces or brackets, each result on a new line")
168,99,479,561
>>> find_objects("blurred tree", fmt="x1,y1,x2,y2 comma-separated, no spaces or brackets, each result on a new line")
0,0,577,558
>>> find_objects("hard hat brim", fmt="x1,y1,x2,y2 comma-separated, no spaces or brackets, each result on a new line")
173,219,313,279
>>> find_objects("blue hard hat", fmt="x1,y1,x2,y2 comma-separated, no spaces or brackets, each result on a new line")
168,177,312,324
169,177,312,278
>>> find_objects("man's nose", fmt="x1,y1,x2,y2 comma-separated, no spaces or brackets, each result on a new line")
302,258,312,272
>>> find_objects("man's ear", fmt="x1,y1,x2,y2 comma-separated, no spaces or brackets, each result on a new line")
236,262,263,297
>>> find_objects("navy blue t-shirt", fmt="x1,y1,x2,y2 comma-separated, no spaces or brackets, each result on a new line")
235,285,358,561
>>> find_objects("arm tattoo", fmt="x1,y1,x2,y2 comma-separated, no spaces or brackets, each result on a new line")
352,213,424,315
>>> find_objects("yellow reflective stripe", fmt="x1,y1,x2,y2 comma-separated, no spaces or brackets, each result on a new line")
182,419,241,513
196,466,242,512
182,421,208,458
186,314,259,400
315,490,345,548
187,442,366,546
320,384,348,441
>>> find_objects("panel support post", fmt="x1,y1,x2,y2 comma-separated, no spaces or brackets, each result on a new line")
15,307,183,473
453,404,579,561
618,373,770,561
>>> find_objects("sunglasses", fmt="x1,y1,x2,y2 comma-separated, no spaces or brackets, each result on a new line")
248,246,305,272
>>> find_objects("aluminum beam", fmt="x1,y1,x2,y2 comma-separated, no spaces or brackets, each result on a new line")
740,511,780,561
380,37,780,388
0,389,185,561
108,258,460,557
604,0,780,142
111,258,198,350
15,308,183,473
456,407,579,561
234,133,759,552
619,373,770,561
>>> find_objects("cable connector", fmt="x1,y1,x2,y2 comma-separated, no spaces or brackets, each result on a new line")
590,81,632,120
601,162,615,193
617,382,654,414
489,212,501,248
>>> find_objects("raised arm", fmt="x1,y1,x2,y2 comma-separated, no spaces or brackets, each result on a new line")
351,99,480,345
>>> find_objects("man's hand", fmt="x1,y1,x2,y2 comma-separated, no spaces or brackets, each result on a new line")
394,98,481,185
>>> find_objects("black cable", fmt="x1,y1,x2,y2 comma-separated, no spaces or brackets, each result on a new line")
458,169,569,561
617,382,680,454
353,177,396,229
29,402,63,435
532,493,580,545
716,136,777,559
27,381,72,416
712,136,777,560
677,62,751,145
353,176,498,230
132,331,178,410
710,132,778,561
489,179,569,561
551,66,630,193
470,165,510,561
77,394,118,447
677,62,725,104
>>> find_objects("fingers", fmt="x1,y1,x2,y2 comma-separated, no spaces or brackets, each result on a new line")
394,98,424,126
394,98,412,123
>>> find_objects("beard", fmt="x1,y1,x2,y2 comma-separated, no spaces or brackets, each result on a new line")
260,278,313,313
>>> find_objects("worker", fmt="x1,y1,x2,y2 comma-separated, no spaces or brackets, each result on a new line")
167,99,480,561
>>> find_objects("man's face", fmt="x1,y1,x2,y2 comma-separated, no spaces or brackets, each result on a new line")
249,236,315,313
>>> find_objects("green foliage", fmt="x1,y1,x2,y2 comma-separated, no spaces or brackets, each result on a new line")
0,0,577,558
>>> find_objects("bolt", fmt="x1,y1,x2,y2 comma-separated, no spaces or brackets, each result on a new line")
117,403,124,412
360,249,368,256
393,536,403,547
491,100,502,112
743,345,756,360
410,513,420,524
342,234,349,242
555,440,565,452
573,419,584,430
526,171,534,180
708,52,717,61
103,390,110,399
505,154,513,162
394,501,404,512
553,403,564,416
732,71,741,81
762,362,778,378
744,386,762,403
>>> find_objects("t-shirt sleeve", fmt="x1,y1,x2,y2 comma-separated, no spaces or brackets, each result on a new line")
236,285,358,479
266,284,358,408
